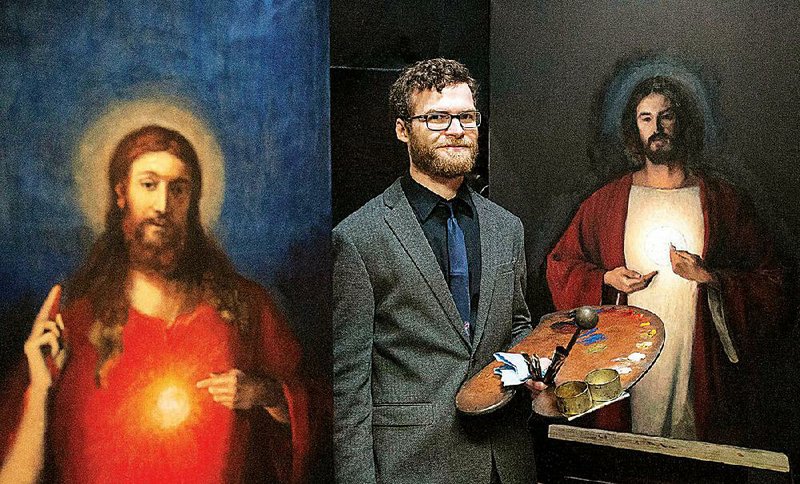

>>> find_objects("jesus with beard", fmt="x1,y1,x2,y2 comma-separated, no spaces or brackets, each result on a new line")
546,76,784,444
0,126,312,483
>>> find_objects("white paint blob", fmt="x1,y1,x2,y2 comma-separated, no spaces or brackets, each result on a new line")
628,352,646,362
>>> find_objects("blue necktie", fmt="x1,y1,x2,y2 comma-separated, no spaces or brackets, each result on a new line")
445,201,471,339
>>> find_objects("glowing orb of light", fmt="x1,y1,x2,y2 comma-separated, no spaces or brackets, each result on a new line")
154,384,191,430
644,225,687,267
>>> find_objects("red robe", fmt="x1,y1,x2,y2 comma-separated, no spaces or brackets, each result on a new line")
1,278,311,483
546,173,784,444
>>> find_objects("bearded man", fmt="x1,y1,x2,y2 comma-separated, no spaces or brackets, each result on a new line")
546,76,784,444
0,126,311,483
333,58,542,484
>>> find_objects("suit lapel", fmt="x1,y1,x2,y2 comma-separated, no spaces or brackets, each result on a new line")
471,194,500,354
383,180,472,351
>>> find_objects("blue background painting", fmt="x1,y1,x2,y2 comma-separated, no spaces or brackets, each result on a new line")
0,0,330,408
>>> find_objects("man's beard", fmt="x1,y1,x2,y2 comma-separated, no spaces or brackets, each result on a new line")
643,132,685,166
122,214,187,276
408,132,478,179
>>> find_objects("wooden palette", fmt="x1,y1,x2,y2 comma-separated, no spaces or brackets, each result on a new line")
455,305,664,416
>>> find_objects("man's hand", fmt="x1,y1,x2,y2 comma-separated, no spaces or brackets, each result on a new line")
603,267,657,294
23,285,67,393
196,369,284,410
669,245,716,284
523,379,548,399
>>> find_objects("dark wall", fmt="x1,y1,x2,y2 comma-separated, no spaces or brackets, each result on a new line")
489,1,800,316
331,0,491,225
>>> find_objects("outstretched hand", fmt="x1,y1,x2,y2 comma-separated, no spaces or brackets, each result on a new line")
196,369,284,410
603,267,657,294
23,285,67,393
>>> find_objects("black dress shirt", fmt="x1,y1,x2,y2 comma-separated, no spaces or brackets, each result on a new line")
401,175,482,330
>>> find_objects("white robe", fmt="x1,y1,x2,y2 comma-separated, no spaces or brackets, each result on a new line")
624,185,704,439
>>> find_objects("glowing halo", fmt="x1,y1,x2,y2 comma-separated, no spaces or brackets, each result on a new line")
74,98,225,233
599,57,719,150
645,225,687,267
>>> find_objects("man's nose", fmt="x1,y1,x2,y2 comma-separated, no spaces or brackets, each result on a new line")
444,117,465,137
153,185,169,213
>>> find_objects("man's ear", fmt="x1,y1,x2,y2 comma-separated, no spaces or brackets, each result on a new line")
395,118,410,143
114,183,126,209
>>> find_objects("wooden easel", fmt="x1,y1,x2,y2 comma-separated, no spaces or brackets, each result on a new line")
537,424,792,483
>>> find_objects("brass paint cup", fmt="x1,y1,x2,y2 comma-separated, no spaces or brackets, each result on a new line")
585,368,622,403
555,381,592,416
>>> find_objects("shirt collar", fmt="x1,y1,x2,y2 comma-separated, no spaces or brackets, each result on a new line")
401,175,475,222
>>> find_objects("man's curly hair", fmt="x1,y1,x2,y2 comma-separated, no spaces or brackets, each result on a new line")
389,58,478,121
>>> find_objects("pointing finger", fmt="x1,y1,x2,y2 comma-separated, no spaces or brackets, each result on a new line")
34,285,62,329
671,249,694,261
205,382,236,394
196,375,231,388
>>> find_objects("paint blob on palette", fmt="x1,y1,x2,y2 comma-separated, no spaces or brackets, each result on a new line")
628,352,646,362
549,320,578,334
611,366,633,375
640,329,657,339
587,343,608,354
578,327,608,346
611,352,646,363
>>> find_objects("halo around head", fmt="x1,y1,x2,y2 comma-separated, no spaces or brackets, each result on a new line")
600,58,718,149
74,98,225,233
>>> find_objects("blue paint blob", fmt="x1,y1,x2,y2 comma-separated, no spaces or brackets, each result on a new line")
579,333,608,346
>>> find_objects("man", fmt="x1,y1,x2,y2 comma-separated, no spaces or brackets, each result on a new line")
546,76,784,444
0,126,311,483
333,58,540,484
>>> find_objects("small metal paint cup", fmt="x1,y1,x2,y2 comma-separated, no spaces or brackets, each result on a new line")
555,380,592,416
585,368,622,403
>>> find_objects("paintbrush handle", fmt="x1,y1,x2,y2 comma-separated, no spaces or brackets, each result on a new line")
543,346,567,385
564,328,583,355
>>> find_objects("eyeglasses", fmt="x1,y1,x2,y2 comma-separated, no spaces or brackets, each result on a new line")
408,111,481,131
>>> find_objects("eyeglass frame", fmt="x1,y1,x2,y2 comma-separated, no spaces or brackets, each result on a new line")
407,111,482,131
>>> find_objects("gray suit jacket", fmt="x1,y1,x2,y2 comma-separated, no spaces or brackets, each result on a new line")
333,179,536,484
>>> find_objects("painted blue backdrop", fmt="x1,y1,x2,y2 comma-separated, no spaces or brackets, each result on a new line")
0,0,331,402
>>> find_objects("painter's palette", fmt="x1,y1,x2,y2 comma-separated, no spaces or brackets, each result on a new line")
455,305,664,416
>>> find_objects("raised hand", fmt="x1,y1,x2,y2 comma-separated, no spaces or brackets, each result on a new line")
23,285,67,393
